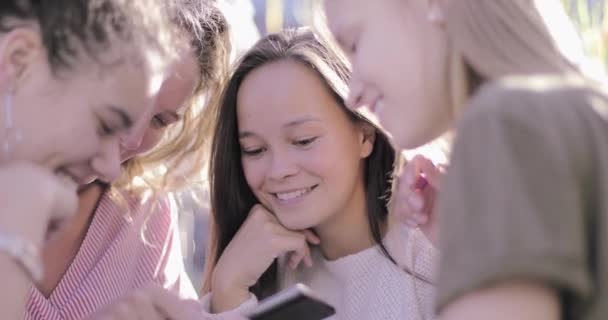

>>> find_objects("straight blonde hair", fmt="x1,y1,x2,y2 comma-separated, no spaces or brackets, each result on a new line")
444,0,583,113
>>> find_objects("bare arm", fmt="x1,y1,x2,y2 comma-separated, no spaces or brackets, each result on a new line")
440,281,560,320
0,256,30,319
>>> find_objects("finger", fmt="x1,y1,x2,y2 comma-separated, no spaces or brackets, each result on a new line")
403,155,440,190
48,174,79,219
114,301,134,320
272,231,312,268
405,189,425,213
415,157,442,189
413,212,429,225
397,196,423,226
146,284,206,320
302,250,314,267
396,178,425,215
419,183,437,213
130,290,164,320
288,250,304,269
302,229,321,245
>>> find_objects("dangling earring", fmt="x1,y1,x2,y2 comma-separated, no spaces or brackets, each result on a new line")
2,87,22,160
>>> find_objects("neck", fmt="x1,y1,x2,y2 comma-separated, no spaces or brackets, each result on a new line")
65,183,105,238
314,177,385,261
37,182,105,296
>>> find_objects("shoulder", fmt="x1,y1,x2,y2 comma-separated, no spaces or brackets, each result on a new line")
459,75,608,167
102,189,176,244
466,75,608,127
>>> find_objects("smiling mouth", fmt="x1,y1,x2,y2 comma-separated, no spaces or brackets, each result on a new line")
272,185,319,202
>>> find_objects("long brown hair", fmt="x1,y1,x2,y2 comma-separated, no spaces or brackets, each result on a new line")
202,29,397,299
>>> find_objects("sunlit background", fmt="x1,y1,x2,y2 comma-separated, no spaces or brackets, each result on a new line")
181,0,608,289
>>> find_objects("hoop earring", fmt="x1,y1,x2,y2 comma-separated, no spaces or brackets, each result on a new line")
2,88,22,160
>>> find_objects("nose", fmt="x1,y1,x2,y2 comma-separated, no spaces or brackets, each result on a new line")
267,149,299,181
346,75,382,111
345,76,365,110
119,120,147,152
91,138,122,182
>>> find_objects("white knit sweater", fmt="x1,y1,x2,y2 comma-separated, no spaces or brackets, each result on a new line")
200,223,437,320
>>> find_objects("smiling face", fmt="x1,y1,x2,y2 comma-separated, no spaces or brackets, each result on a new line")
0,27,164,184
237,60,373,230
324,0,453,149
119,49,200,163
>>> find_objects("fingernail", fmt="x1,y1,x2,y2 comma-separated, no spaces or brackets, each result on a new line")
408,193,424,211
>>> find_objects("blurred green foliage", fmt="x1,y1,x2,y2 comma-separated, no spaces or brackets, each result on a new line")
562,0,607,71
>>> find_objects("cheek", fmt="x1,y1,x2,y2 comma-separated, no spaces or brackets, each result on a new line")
241,158,265,191
139,130,163,152
304,142,349,182
125,129,164,157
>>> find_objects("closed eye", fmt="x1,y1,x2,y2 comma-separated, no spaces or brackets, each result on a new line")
241,147,266,157
293,137,318,147
151,112,180,129
97,118,116,137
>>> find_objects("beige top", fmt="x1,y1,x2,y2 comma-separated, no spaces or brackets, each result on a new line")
436,75,608,319
200,223,438,319
280,223,437,320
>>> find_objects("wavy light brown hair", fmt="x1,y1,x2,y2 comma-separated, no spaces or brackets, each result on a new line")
115,0,231,195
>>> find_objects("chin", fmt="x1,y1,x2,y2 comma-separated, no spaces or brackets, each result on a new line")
276,214,318,231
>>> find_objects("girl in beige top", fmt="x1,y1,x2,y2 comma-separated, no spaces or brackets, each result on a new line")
201,29,437,320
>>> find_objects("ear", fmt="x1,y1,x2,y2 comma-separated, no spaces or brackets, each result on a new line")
427,0,446,26
0,27,44,90
358,122,376,159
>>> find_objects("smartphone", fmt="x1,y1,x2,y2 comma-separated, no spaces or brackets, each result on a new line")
245,283,336,320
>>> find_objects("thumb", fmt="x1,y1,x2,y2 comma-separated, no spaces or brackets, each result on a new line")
48,174,79,220
405,155,442,190
146,284,210,320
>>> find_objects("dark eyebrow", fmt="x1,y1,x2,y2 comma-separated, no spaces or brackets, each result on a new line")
238,117,322,139
108,106,133,129
283,117,322,128
239,131,255,139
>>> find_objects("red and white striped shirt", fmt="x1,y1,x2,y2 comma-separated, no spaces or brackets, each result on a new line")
24,191,197,320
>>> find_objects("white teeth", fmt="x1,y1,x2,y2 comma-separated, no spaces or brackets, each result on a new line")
275,187,312,201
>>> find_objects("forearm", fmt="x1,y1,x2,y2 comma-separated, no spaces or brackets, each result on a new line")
0,254,30,319
439,282,560,320
210,282,252,313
